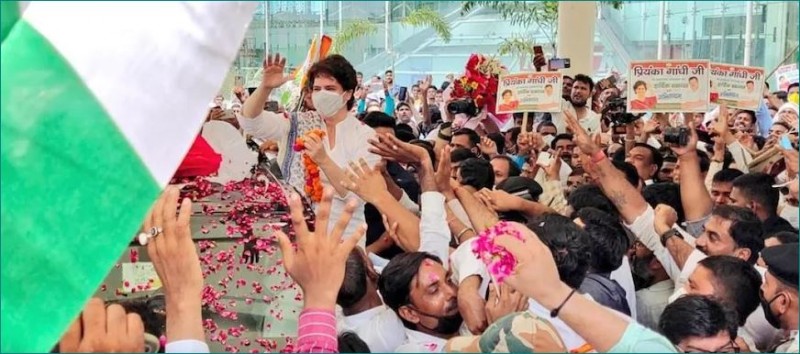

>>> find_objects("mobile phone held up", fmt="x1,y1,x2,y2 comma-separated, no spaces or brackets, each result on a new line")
548,58,571,71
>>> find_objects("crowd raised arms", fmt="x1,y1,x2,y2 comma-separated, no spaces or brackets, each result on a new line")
54,48,800,353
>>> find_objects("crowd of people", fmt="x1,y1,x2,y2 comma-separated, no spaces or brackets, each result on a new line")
60,50,799,353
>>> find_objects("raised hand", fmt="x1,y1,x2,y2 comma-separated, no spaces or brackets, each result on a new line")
492,222,562,307
479,136,498,157
475,188,522,212
143,186,204,343
59,298,144,353
668,115,699,157
144,187,203,305
435,146,455,195
653,204,679,235
368,132,429,165
260,53,292,90
564,108,600,155
341,158,389,204
419,74,433,94
276,188,366,309
544,148,563,182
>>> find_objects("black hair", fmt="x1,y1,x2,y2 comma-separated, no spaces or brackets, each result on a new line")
536,121,557,133
577,207,630,273
568,184,619,219
450,147,476,164
633,80,647,91
773,91,788,101
643,182,686,224
396,101,411,111
502,89,513,97
550,133,574,150
459,158,495,190
773,121,792,132
732,172,780,216
573,74,595,92
338,250,368,308
767,230,800,245
711,205,765,264
385,69,393,75
378,252,442,328
410,139,437,167
698,256,762,326
452,128,481,148
612,160,642,189
545,84,553,89
788,82,799,91
659,295,739,345
491,155,521,178
527,214,591,288
338,332,371,353
487,132,506,155
395,123,416,143
689,76,699,83
735,110,757,125
363,112,397,130
713,169,744,184
307,54,358,110
633,143,664,175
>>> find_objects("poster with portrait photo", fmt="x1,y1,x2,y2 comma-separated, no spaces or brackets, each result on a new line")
710,63,765,110
496,72,563,114
627,60,710,113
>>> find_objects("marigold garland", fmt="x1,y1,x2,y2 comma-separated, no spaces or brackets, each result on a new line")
292,129,326,202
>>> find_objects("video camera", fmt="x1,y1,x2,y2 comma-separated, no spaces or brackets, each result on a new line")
602,97,643,126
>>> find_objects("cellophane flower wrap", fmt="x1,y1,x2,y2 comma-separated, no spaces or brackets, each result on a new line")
292,129,326,202
470,221,524,283
451,54,507,115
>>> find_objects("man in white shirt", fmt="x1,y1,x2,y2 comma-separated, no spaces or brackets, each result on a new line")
336,248,406,353
378,252,463,353
551,74,601,134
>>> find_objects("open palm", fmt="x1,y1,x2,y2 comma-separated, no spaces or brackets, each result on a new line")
261,53,291,89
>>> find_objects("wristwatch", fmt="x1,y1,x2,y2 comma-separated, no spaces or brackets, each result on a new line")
660,229,683,247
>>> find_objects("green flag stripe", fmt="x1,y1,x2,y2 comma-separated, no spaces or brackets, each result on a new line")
0,1,20,44
1,19,160,353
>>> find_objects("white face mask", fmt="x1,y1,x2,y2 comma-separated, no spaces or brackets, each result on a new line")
542,134,555,147
667,286,688,304
312,90,346,118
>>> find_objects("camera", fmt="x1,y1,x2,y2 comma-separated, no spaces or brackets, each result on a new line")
602,97,641,125
664,127,691,146
447,98,478,117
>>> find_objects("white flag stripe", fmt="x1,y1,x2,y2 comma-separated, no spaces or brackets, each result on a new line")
24,1,256,185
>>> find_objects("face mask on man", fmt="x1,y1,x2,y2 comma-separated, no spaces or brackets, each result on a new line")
759,290,784,329
312,90,346,118
410,304,463,335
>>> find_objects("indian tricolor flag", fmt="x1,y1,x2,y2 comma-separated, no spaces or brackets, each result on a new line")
1,2,256,352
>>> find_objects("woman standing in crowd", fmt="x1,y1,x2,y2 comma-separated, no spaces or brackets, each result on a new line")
240,53,380,248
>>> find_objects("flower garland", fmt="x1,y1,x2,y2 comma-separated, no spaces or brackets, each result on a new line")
292,129,326,202
451,54,507,115
470,221,524,283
